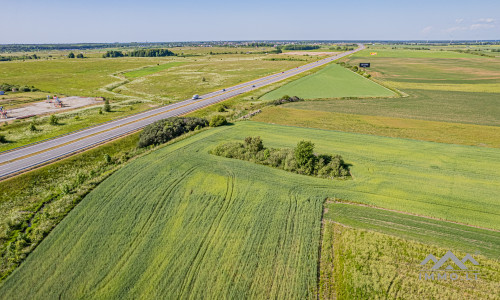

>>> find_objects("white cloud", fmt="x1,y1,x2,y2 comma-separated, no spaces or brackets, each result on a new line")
477,18,495,23
443,18,496,33
421,26,433,34
470,23,495,30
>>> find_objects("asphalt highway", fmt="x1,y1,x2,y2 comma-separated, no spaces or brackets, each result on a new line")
0,44,365,180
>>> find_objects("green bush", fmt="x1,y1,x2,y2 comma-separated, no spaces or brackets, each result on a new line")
49,115,58,125
209,115,227,127
103,99,111,112
67,52,75,58
0,134,7,143
212,137,350,179
138,117,208,148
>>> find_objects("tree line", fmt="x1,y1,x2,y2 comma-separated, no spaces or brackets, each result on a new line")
281,45,320,50
103,48,176,58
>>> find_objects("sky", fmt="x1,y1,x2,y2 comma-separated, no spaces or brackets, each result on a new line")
0,0,499,43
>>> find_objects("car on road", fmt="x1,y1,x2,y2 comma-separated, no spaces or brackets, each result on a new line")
222,89,226,91
192,94,199,100
252,85,256,88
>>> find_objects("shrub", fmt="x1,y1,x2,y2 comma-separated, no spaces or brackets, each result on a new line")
209,115,227,127
103,99,111,112
68,52,75,58
49,115,58,125
29,122,37,131
0,134,7,143
76,53,84,58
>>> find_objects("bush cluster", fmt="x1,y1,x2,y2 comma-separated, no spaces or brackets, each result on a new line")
138,117,208,148
211,137,350,179
338,62,371,78
271,95,304,106
0,83,39,92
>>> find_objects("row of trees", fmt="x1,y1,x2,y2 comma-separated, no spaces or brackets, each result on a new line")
0,54,39,61
103,48,175,58
281,45,320,50
211,137,351,179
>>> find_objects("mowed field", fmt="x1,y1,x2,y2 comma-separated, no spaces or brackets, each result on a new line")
1,121,500,298
260,63,396,100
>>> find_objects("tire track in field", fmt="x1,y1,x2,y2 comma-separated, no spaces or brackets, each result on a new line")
277,192,298,298
91,166,197,296
266,190,298,298
178,171,235,299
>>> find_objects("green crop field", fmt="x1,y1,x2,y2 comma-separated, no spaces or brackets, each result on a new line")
0,125,325,299
260,63,396,100
325,202,500,259
319,222,500,299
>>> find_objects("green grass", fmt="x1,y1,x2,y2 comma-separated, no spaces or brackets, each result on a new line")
122,61,186,78
284,89,500,126
253,106,500,148
260,63,396,100
0,58,174,97
325,202,500,259
320,222,500,299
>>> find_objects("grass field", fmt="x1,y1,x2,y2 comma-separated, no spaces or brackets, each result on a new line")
122,61,186,78
260,63,396,100
319,222,500,299
253,106,500,148
119,57,309,101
